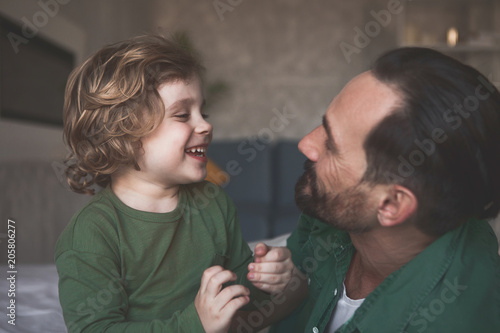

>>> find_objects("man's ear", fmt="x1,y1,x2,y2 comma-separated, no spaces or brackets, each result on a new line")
377,185,417,227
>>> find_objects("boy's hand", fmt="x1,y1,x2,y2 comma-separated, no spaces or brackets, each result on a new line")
195,266,250,333
247,243,295,294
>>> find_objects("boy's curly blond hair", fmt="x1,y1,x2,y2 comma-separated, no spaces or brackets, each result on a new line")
63,35,203,194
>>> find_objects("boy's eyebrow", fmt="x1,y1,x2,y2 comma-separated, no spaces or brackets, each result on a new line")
322,115,338,152
167,98,205,111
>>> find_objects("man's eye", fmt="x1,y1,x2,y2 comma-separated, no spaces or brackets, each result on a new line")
325,139,338,154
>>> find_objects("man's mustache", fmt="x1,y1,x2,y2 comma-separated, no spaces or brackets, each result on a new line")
303,159,315,172
302,159,316,184
298,159,319,195
295,158,322,218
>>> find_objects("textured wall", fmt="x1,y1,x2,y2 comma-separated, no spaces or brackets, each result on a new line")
150,0,400,140
0,0,429,160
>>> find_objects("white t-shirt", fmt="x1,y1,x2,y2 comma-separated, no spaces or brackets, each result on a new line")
327,283,365,332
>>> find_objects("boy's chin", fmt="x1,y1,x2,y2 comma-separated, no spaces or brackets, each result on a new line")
194,172,208,183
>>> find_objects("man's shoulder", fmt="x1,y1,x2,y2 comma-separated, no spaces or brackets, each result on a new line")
446,218,500,283
460,218,500,261
441,219,500,279
409,219,500,332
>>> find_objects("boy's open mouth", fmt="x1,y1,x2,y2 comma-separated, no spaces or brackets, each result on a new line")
185,146,207,158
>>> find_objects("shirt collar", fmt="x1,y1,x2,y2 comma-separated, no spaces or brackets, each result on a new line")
341,224,463,333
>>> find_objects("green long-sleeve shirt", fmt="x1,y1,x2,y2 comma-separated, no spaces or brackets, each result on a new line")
55,181,265,332
271,214,500,333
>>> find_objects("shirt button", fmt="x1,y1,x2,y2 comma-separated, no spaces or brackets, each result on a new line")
313,327,319,333
334,288,338,296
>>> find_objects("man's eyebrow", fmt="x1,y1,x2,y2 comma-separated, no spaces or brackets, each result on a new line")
322,115,338,152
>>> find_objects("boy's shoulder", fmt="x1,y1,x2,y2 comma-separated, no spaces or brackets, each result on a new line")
181,181,238,224
68,186,120,227
182,181,233,207
55,187,121,260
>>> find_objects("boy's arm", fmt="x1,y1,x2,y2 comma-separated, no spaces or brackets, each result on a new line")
57,250,206,333
230,244,308,332
230,215,315,332
231,267,308,333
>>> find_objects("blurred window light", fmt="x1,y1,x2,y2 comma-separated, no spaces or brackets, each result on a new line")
447,27,459,47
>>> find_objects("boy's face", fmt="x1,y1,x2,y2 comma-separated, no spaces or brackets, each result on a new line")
138,76,212,187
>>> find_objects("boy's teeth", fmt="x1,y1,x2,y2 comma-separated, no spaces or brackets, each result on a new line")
186,147,206,154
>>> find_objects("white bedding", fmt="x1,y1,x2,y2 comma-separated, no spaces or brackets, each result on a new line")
0,264,66,333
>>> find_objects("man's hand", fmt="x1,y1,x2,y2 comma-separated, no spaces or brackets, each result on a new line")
195,266,250,333
247,243,295,294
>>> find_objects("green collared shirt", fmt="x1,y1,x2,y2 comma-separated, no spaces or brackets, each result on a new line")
271,214,500,333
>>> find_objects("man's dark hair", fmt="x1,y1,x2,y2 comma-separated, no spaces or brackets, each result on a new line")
362,47,500,236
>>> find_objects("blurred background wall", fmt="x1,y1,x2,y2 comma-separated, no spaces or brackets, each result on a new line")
1,0,499,159
0,0,410,161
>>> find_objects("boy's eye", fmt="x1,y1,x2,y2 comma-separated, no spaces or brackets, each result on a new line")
175,114,190,119
202,114,209,119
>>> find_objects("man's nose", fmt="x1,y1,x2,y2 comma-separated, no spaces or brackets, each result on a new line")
298,126,322,162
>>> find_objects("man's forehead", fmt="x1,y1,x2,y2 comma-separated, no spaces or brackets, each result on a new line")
326,71,401,133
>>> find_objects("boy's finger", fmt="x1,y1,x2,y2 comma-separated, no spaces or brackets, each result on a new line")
221,295,250,318
200,265,225,292
250,281,284,294
206,269,237,296
253,242,270,258
249,261,292,274
258,247,291,262
248,271,290,285
217,284,250,306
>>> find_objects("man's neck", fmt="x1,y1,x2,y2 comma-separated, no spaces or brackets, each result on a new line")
344,225,436,299
110,170,180,213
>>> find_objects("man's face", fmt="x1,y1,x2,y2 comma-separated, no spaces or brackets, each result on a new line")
295,72,401,232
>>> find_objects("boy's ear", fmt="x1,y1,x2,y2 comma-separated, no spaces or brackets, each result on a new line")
377,185,417,227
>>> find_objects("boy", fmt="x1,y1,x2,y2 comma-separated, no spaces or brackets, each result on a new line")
56,35,305,332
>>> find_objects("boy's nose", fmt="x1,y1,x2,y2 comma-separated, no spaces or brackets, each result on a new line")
196,117,212,135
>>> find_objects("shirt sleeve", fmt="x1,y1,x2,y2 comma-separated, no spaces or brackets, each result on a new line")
218,192,272,308
56,250,205,333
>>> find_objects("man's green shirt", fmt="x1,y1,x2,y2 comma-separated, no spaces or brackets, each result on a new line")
272,214,500,333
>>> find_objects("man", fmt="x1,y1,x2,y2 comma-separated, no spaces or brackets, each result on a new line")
271,47,500,332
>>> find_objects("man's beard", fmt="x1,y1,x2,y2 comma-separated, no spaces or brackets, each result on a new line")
295,160,376,233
